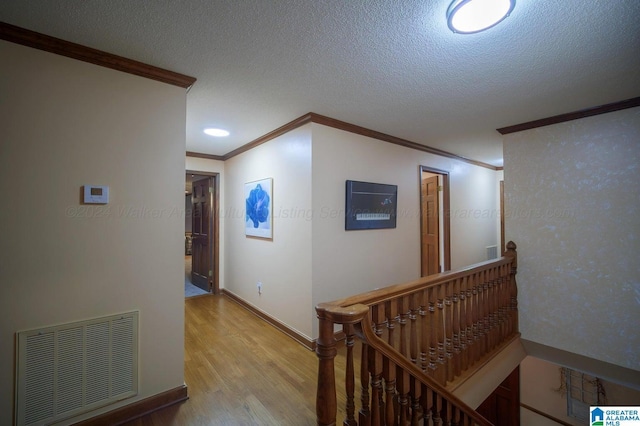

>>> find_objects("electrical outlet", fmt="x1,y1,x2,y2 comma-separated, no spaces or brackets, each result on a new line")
257,281,262,294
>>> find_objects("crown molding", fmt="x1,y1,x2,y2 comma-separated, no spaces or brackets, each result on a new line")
222,113,315,160
186,151,225,161
497,97,640,135
222,112,499,170
308,113,498,170
0,22,196,89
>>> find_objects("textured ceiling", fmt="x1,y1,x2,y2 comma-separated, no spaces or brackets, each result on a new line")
2,1,639,166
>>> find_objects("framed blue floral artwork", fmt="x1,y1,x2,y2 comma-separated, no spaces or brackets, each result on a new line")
245,178,273,239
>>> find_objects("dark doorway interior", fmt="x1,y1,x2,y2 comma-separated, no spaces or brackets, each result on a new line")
184,172,219,295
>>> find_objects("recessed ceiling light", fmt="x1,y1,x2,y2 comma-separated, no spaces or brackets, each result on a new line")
204,128,230,137
447,0,515,34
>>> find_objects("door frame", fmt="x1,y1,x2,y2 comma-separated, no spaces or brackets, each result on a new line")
419,165,451,273
186,170,220,294
500,180,505,255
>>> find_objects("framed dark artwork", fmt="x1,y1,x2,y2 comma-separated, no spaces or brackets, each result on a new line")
345,180,397,230
245,178,273,239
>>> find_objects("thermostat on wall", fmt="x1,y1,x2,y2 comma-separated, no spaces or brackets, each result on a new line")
83,185,109,204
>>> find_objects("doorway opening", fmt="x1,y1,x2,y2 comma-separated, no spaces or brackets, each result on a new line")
419,166,451,276
500,180,505,255
185,171,219,296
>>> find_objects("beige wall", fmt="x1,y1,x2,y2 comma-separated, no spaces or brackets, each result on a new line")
521,356,583,426
504,107,640,372
520,356,640,425
211,123,501,341
496,169,504,251
224,126,314,337
311,124,500,337
0,41,187,424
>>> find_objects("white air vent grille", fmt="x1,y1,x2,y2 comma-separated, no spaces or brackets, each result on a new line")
16,312,138,426
486,245,498,260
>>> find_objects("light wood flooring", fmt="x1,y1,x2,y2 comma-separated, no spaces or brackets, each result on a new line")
123,294,349,425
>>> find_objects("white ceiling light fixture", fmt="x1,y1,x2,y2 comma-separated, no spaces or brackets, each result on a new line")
447,0,515,34
203,128,230,137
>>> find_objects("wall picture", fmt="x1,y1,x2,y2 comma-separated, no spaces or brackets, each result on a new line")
345,180,397,230
245,178,273,239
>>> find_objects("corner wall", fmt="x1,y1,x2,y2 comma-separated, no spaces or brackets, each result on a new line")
520,356,640,425
0,41,187,424
310,123,500,337
222,122,500,342
504,107,640,371
224,126,314,338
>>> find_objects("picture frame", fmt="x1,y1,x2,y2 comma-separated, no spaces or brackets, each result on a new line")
345,180,397,230
245,178,273,239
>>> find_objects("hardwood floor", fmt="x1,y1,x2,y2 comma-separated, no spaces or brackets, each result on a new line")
123,294,346,426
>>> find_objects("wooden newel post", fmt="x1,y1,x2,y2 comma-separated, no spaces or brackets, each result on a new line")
316,306,338,426
316,303,370,426
505,241,518,333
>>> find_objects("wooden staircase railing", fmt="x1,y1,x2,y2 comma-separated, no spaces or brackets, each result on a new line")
316,242,519,426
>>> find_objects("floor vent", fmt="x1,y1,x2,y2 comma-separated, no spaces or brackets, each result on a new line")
15,311,138,426
486,245,498,260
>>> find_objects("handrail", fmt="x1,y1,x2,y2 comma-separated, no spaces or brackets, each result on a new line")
316,241,518,426
317,255,513,312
